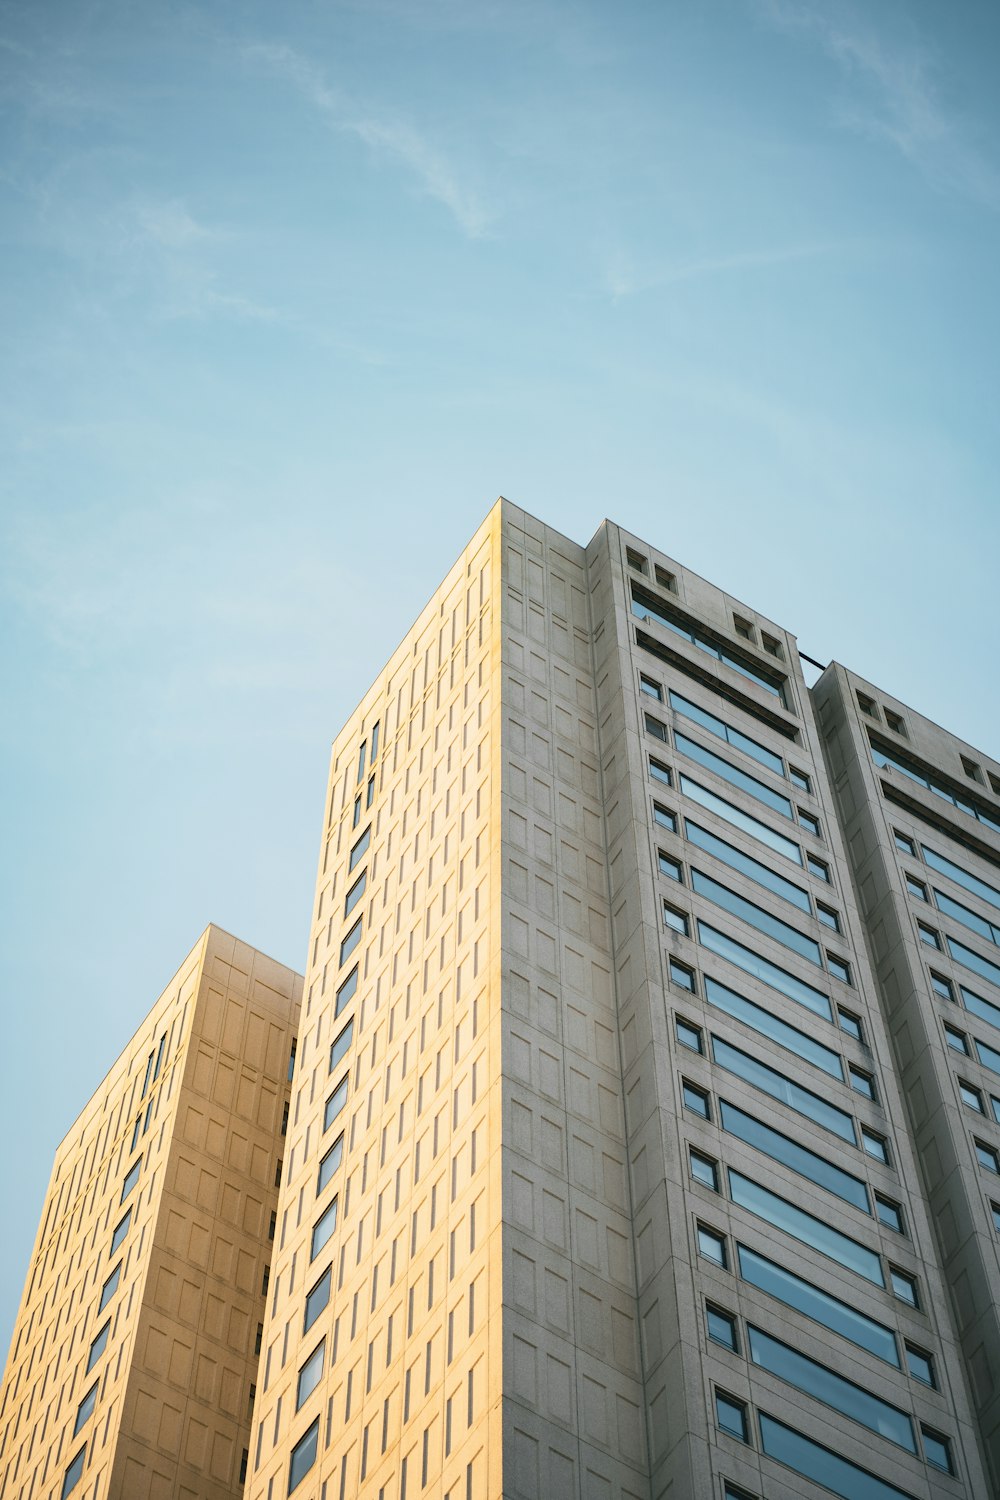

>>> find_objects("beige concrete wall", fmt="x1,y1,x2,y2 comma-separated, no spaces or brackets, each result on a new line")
0,927,301,1500
247,507,504,1500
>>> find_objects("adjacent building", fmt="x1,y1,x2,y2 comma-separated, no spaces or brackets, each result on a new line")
0,927,301,1500
4,499,1000,1500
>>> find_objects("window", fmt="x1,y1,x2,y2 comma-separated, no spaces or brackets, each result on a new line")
922,840,1000,911
366,774,375,807
719,1099,869,1212
318,1136,344,1193
630,582,784,701
626,546,647,573
698,922,832,1023
296,1340,325,1409
684,819,810,912
905,874,928,902
352,793,361,827
747,1324,915,1453
663,904,689,935
706,1304,738,1349
240,1450,249,1483
339,918,362,966
654,564,676,592
848,1064,876,1101
675,1016,703,1053
324,1076,349,1131
930,971,955,1002
110,1209,132,1255
336,966,359,1017
705,975,843,1080
130,1114,141,1153
960,1080,984,1113
288,1418,320,1492
797,809,821,838
826,953,851,985
644,713,669,743
141,1050,155,1096
871,741,1000,835
789,767,811,792
715,1391,749,1443
676,734,792,819
86,1320,110,1372
861,1127,889,1165
761,632,782,659
344,870,367,916
759,1412,917,1500
894,830,916,856
724,1486,757,1500
692,869,822,967
349,826,370,871
837,1007,862,1042
975,1139,1000,1174
304,1267,332,1332
152,1032,167,1082
807,853,830,882
268,1210,276,1241
98,1263,122,1312
817,903,840,931
977,1036,1000,1075
922,1427,954,1474
961,978,1000,1029
736,1242,898,1366
944,1023,968,1054
288,1039,297,1081
142,1096,155,1135
640,673,662,700
711,1035,855,1143
658,851,683,882
281,1100,289,1136
255,1322,264,1354
889,1266,918,1306
935,886,1000,948
681,775,802,866
329,1018,355,1072
669,957,696,992
728,1171,883,1286
905,1344,935,1387
61,1448,86,1498
649,756,672,786
121,1158,141,1203
918,923,941,949
311,1197,339,1260
990,1201,1000,1233
653,803,676,832
370,720,380,762
668,690,784,777
733,615,754,641
857,692,878,719
682,1080,710,1118
697,1224,727,1267
690,1150,719,1191
884,709,906,735
73,1382,98,1435
261,1264,270,1296
875,1195,904,1234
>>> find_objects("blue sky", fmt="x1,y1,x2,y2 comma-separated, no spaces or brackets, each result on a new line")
2,0,998,1353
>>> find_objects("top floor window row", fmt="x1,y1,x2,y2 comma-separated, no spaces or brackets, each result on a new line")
872,740,1000,836
630,583,786,705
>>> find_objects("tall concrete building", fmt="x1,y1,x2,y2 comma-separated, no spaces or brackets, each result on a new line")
0,926,302,1500
248,500,998,1500
5,500,1000,1500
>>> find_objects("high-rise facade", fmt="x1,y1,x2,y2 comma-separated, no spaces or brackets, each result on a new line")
0,926,302,1500
5,499,1000,1500
248,500,997,1500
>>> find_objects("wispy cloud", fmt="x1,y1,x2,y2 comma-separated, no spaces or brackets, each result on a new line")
245,42,491,239
755,0,1000,209
602,241,849,302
